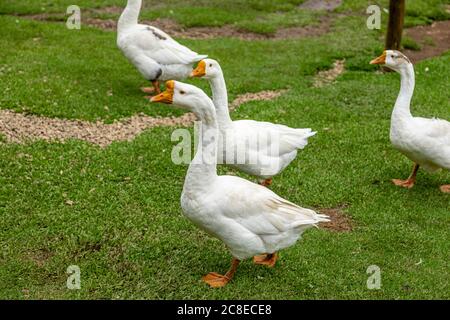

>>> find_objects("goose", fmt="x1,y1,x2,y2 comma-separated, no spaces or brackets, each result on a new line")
151,80,329,287
117,0,207,95
370,50,450,193
190,59,316,186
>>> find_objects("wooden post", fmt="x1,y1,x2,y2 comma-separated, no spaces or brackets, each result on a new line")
385,0,405,50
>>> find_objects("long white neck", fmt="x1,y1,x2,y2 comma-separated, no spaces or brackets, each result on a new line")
118,0,142,32
209,73,232,129
184,99,219,190
392,63,415,119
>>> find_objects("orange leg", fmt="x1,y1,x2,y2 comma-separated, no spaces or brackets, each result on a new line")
253,252,278,267
392,163,419,189
141,87,155,94
141,80,161,95
260,178,273,187
153,80,161,94
439,185,450,193
202,258,240,288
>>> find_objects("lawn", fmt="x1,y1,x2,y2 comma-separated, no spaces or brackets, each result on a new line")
0,1,449,299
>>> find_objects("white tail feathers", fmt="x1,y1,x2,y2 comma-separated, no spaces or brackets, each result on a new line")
270,197,330,231
289,212,329,229
316,213,331,222
281,128,317,150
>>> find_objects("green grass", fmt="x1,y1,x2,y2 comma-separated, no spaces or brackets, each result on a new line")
0,1,450,299
0,14,384,121
1,0,449,32
338,0,450,27
402,36,421,51
0,0,316,33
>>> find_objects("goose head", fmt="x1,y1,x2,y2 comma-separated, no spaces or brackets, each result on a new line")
151,80,215,121
370,50,412,72
191,59,222,79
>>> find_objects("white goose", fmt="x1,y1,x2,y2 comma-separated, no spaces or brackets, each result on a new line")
191,59,316,186
117,0,207,94
371,50,450,193
151,81,329,287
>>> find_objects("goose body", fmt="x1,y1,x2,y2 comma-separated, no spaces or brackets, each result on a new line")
390,114,450,172
181,174,322,260
371,50,450,192
191,59,315,183
117,0,206,92
151,81,328,287
215,119,312,179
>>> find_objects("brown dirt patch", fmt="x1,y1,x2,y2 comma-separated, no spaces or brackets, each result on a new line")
89,6,123,15
299,0,343,11
20,12,333,41
20,12,66,22
273,16,333,40
317,204,353,232
26,248,53,267
87,16,333,41
84,18,117,30
0,90,286,147
19,6,122,20
313,59,345,87
404,20,450,63
71,241,104,259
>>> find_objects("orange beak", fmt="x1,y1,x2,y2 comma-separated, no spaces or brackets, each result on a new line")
190,60,206,78
370,51,387,65
150,80,174,104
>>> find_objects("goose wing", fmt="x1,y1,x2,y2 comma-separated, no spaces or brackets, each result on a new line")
232,120,316,156
216,176,328,236
423,117,450,142
407,117,450,169
125,24,207,65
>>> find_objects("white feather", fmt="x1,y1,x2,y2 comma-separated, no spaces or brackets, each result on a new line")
387,54,450,173
197,59,316,179
167,81,328,261
117,0,206,81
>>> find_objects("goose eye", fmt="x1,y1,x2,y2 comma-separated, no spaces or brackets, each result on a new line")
209,64,213,67
179,90,185,95
391,55,395,59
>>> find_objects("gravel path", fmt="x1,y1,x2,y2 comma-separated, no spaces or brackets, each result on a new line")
313,60,345,87
0,90,287,147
